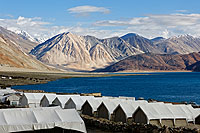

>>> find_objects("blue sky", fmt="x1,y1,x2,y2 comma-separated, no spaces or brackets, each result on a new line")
1,0,200,39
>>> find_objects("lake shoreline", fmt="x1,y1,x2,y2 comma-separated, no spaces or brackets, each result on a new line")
0,70,153,87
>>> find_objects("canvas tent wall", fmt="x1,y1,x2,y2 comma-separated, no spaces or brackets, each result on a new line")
194,108,200,124
65,96,94,110
40,93,57,107
19,93,45,108
0,107,86,133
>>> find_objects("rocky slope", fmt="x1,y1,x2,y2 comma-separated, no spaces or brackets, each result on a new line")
121,33,160,53
0,27,37,53
95,52,200,72
154,35,200,54
186,61,200,72
0,28,51,71
30,32,143,70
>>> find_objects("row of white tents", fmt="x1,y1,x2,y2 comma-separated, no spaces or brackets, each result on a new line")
19,93,200,127
81,97,200,127
0,106,86,133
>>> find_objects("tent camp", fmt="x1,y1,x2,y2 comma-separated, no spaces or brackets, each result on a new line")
0,107,86,133
64,96,94,110
52,95,80,108
40,93,57,107
19,93,45,108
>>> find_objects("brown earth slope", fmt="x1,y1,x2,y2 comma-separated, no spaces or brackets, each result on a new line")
95,52,200,72
0,34,51,71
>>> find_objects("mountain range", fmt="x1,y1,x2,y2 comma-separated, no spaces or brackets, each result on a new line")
1,26,200,72
30,31,200,71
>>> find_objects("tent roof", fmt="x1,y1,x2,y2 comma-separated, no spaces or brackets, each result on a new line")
99,99,119,114
42,94,57,104
66,96,95,110
166,104,187,119
23,93,45,104
84,98,103,112
0,107,86,133
137,104,161,120
54,95,80,108
116,102,137,118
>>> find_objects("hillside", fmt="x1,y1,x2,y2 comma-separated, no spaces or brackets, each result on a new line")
95,52,200,72
0,28,51,71
186,61,200,72
0,27,37,53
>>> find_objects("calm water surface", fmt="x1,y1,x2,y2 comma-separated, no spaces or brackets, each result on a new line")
13,72,200,103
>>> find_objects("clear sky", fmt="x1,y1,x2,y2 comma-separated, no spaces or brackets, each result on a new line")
0,0,200,39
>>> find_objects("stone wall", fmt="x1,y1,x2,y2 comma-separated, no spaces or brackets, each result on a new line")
81,115,199,133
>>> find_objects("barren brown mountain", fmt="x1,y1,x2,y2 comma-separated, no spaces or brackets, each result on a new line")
95,52,200,72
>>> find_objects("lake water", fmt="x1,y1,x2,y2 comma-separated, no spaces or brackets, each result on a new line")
13,72,200,104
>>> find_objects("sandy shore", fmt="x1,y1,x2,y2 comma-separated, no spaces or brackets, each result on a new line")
114,70,192,73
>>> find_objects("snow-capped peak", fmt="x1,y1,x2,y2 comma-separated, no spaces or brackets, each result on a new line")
6,27,46,43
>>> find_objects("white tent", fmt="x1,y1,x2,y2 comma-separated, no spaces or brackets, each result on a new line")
65,96,94,110
19,93,45,108
174,104,195,122
52,95,80,108
81,98,104,115
97,99,119,119
0,107,86,133
115,100,144,118
40,93,57,107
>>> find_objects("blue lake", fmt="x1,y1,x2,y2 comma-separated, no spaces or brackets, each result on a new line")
13,72,200,103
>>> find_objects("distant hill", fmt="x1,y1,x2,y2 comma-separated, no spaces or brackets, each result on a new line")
95,52,200,72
